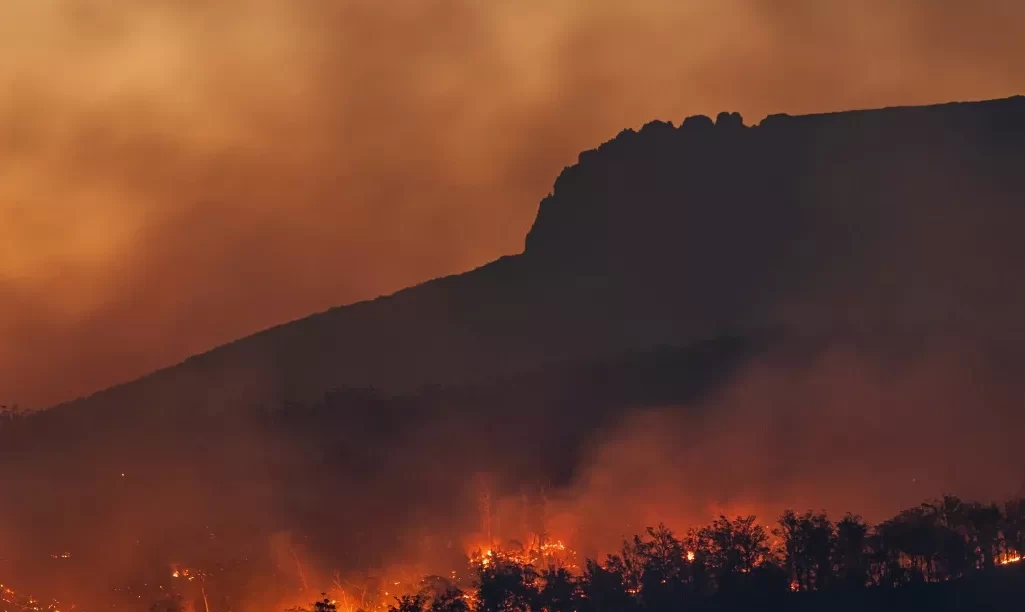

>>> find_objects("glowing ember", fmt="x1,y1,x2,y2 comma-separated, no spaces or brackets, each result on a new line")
170,566,208,582
0,581,71,612
998,553,1021,565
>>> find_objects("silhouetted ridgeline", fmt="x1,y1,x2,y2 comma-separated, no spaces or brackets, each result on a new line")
42,95,1025,417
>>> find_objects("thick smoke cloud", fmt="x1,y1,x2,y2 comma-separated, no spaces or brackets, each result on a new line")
544,342,1025,562
2,0,1025,407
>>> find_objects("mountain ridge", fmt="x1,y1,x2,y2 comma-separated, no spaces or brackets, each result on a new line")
47,94,1025,416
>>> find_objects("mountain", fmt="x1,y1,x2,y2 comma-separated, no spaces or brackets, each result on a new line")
5,96,1025,608
45,95,1025,418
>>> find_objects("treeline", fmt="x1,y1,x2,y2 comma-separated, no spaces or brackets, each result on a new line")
293,495,1025,612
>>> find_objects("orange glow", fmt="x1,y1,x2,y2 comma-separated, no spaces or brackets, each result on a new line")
998,552,1021,565
170,565,206,582
0,580,69,612
467,537,578,572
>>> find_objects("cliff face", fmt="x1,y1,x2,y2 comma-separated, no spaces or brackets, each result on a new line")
49,96,1025,416
524,98,1025,327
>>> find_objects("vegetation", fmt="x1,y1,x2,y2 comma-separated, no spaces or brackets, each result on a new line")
281,496,1025,612
5,389,1025,611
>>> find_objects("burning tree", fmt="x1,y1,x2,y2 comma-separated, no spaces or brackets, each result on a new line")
1003,499,1025,564
475,555,539,612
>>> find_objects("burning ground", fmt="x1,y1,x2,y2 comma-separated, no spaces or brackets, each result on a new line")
3,334,1025,611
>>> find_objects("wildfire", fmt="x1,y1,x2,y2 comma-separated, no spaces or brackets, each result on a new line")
998,552,1021,565
302,536,581,612
170,566,208,582
5,498,1018,612
477,549,495,568
469,538,577,572
0,581,71,612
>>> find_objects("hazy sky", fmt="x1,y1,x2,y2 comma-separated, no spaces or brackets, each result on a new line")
2,0,1024,408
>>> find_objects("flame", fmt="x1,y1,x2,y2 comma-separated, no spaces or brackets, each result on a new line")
4,501,1019,612
0,580,72,612
467,537,578,572
998,552,1021,565
170,565,206,582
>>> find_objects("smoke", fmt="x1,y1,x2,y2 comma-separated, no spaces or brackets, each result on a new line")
3,0,1025,407
2,2,1025,608
536,339,1025,561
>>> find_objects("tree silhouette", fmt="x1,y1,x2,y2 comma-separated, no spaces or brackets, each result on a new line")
695,515,771,594
289,594,337,612
578,559,634,612
833,513,870,590
314,596,338,612
476,555,538,612
387,577,469,612
538,566,578,612
775,510,834,591
389,594,427,612
604,537,645,596
963,501,1003,570
299,492,1025,612
428,587,469,612
1004,498,1025,559
633,524,689,611
872,508,935,584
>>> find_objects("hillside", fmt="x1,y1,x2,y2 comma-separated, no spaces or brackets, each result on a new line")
5,95,1025,610
47,95,1025,417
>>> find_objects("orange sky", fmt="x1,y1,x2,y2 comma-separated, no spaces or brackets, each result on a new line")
2,0,1024,408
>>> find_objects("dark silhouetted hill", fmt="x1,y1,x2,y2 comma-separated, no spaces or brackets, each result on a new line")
44,95,1025,419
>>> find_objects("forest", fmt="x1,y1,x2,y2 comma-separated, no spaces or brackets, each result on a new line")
264,496,1025,612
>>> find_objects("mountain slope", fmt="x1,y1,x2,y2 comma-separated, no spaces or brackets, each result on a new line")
6,96,1025,608
49,95,1025,417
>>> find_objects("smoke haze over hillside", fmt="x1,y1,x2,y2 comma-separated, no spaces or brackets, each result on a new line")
3,0,1025,407
2,96,1025,612
548,343,1025,561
